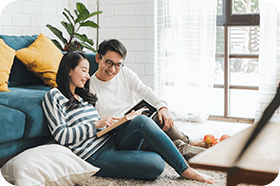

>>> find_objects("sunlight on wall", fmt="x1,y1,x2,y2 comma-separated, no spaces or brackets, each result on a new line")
0,0,17,17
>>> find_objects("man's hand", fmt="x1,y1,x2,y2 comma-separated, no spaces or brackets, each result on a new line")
158,107,174,131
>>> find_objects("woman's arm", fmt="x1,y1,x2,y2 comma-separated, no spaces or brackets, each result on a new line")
42,90,97,145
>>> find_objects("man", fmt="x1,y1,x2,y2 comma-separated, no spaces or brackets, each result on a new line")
89,39,205,160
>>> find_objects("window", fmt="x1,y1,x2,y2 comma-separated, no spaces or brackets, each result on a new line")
211,0,260,122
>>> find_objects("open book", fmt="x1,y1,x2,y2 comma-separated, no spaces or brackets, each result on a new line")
96,99,157,138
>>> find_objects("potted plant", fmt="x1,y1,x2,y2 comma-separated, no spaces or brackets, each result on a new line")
46,2,102,52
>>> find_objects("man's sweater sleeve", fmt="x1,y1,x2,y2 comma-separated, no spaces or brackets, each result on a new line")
125,67,168,111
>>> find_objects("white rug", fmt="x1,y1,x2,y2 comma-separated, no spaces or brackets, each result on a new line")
78,163,229,186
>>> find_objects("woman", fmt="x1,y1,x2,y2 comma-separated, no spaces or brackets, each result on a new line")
42,51,216,184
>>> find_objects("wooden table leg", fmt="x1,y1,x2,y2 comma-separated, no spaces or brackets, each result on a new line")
226,167,239,186
226,167,277,186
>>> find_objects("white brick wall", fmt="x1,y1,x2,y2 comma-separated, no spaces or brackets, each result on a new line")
0,0,155,89
0,0,68,38
89,0,155,88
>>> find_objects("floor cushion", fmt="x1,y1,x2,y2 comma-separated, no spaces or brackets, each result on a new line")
1,144,99,186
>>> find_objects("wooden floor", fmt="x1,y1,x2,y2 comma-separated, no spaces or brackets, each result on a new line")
176,120,251,141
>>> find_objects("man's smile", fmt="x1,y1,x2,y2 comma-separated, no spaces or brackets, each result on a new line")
106,70,115,76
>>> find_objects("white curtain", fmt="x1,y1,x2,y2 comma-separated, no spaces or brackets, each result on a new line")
155,0,217,121
255,0,280,122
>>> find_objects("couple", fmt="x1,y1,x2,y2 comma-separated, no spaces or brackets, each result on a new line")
42,39,216,184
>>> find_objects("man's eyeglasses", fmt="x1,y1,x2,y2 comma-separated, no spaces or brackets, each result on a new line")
101,55,124,69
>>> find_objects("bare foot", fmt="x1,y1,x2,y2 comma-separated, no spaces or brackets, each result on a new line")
181,167,217,184
190,138,206,148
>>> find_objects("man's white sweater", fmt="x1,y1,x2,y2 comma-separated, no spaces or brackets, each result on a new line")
89,66,167,119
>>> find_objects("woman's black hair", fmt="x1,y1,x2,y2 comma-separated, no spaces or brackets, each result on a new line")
56,51,97,110
97,39,127,59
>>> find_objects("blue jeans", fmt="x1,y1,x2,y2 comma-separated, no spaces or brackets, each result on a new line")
86,115,188,180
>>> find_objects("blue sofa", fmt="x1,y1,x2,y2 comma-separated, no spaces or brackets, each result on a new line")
0,35,98,164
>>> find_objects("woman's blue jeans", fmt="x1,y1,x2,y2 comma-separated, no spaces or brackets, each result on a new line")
86,115,188,180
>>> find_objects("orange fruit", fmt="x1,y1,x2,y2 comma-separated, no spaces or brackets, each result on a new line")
212,139,220,146
220,134,230,141
204,134,215,144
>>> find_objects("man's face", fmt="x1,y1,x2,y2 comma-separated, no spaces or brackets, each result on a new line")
95,51,124,82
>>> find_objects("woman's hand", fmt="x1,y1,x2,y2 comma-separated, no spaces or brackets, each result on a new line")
95,116,120,129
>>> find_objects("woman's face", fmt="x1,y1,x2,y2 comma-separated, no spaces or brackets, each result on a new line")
69,58,90,91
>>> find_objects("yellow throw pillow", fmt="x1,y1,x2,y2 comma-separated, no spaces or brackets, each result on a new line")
0,39,16,92
16,33,63,87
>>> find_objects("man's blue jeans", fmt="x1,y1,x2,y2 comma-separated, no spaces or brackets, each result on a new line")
86,115,188,180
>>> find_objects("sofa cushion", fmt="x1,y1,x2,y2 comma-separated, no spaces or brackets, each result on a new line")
0,39,15,92
0,35,38,50
0,86,51,139
0,105,25,143
0,35,44,87
16,33,63,88
16,85,51,91
9,57,45,87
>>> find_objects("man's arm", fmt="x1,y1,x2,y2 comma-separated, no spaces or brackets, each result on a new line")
157,107,174,131
125,67,174,131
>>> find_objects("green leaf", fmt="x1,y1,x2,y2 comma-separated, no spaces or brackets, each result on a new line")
46,2,101,53
79,41,96,53
51,39,63,51
46,24,67,44
80,21,99,28
61,21,74,36
74,33,94,45
77,2,86,13
74,10,78,17
89,11,103,17
64,8,75,22
63,12,74,27
75,9,90,23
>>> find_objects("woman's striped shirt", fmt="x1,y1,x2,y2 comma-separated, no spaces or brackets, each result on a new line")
42,88,110,160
